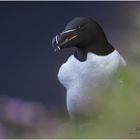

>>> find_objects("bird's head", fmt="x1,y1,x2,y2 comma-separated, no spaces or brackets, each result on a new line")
52,16,114,61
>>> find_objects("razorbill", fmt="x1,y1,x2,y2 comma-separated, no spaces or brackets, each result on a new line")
52,16,126,120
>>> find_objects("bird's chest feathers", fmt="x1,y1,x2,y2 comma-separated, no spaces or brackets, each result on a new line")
58,51,121,92
57,51,125,118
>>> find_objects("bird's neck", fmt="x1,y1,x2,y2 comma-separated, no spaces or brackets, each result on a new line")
74,43,115,62
74,47,87,62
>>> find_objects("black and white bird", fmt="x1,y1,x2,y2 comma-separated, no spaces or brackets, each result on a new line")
52,17,126,120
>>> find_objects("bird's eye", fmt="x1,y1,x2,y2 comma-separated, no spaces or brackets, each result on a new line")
75,26,81,30
78,26,81,29
77,23,87,30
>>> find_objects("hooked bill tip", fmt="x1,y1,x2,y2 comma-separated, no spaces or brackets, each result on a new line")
58,46,61,50
54,46,61,52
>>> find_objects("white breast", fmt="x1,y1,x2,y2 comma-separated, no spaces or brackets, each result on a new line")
58,50,126,119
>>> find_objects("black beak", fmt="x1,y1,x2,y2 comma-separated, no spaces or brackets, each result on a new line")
52,34,62,52
52,28,78,52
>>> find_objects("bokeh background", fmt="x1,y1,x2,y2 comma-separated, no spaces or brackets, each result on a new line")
1,1,140,138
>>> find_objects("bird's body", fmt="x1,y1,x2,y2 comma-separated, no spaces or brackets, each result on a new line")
58,50,126,119
52,16,126,120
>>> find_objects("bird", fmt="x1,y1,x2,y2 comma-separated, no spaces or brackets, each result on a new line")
52,16,126,121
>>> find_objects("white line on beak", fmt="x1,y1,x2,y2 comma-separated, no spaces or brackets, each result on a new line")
56,35,59,44
61,28,77,35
